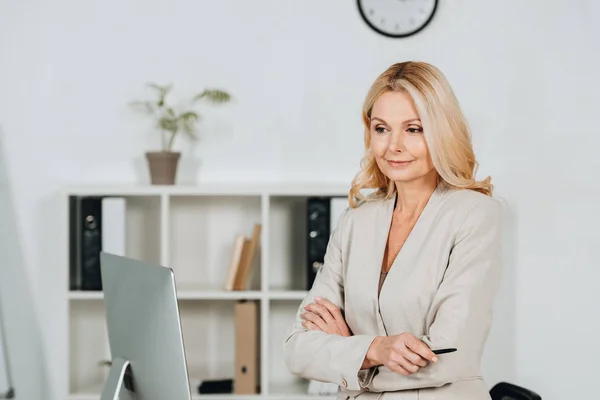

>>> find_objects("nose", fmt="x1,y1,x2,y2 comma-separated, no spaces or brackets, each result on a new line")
388,130,404,153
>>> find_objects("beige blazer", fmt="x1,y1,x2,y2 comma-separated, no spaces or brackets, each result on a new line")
283,184,504,400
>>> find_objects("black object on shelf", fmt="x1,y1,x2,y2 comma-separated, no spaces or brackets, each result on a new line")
69,196,104,291
306,197,332,290
198,378,233,394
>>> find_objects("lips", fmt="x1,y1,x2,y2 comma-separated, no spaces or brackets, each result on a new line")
387,160,413,167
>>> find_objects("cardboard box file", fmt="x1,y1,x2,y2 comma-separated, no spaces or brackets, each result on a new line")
234,300,259,394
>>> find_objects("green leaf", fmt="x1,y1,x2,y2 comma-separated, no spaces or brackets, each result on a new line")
179,111,199,139
180,111,198,121
194,89,231,103
147,83,172,107
165,107,177,118
158,116,178,133
131,82,229,150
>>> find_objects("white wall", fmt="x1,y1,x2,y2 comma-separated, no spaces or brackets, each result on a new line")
0,0,599,399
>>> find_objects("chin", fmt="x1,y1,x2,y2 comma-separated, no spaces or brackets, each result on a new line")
381,168,424,182
381,168,423,183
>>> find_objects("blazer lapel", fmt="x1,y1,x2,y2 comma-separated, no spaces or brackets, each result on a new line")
345,195,394,336
374,184,450,333
355,195,395,335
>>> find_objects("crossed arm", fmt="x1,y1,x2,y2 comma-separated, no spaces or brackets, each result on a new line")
283,200,503,392
282,209,378,390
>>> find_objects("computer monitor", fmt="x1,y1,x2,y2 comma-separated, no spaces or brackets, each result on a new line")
99,252,191,400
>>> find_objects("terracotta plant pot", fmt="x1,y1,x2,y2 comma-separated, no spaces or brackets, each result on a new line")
145,151,181,185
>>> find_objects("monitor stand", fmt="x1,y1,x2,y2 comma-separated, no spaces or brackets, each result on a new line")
100,357,134,400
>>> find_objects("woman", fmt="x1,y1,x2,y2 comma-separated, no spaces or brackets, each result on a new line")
283,61,503,400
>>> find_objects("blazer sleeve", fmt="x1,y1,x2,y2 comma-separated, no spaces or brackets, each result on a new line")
283,207,378,391
364,198,504,392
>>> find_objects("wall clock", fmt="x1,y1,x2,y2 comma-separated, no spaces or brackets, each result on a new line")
357,0,438,38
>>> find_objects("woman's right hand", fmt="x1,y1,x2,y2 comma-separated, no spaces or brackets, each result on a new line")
366,333,439,376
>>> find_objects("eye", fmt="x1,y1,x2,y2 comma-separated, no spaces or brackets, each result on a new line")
407,126,423,134
374,125,388,134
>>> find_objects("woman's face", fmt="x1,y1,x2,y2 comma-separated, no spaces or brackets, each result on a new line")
369,91,435,184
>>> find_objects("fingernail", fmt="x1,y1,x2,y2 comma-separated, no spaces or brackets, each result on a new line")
315,296,321,301
432,356,439,363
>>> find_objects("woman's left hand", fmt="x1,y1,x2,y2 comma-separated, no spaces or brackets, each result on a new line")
301,297,352,337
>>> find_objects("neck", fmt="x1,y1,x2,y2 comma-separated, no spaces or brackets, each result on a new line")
393,171,439,215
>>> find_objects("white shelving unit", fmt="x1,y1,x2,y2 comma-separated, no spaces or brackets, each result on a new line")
62,183,348,400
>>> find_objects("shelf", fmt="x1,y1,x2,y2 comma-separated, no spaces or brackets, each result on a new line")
190,396,261,400
169,195,262,291
68,392,103,400
68,384,334,400
63,183,348,400
68,291,104,300
267,291,308,300
268,196,309,291
269,300,306,396
191,396,261,400
67,393,328,400
269,380,336,399
68,303,109,395
177,290,263,300
179,300,242,388
67,301,251,399
67,390,263,400
63,182,349,197
69,290,306,301
68,290,264,301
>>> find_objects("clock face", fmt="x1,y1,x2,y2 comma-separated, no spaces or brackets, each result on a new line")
357,0,438,38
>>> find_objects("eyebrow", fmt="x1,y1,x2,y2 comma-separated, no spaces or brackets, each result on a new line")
371,117,421,125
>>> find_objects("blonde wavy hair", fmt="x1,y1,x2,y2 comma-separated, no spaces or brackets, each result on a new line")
348,61,493,208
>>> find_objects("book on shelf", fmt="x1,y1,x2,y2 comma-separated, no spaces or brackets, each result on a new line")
223,235,246,291
224,223,261,291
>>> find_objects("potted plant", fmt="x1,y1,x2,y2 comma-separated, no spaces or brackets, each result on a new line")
131,82,231,185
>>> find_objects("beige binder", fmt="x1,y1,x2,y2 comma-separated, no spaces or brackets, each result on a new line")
234,300,259,394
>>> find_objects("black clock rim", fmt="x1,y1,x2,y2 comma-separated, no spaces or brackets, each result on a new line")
356,0,439,39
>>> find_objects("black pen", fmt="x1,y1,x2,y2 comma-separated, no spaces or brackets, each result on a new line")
432,348,457,355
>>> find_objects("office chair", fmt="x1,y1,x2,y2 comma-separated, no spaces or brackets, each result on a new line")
490,382,541,400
